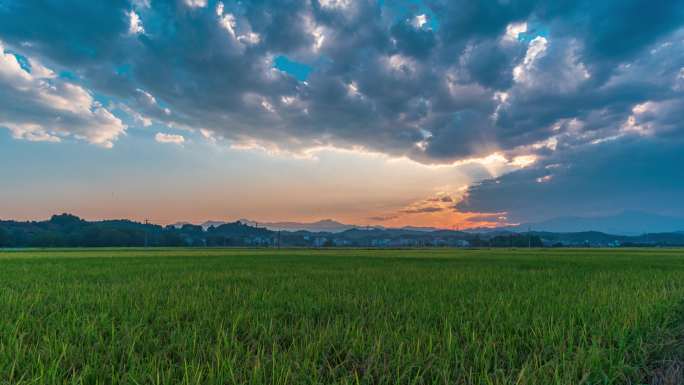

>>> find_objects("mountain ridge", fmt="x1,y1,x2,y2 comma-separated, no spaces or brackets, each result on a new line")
509,210,684,235
171,210,684,236
5,213,684,248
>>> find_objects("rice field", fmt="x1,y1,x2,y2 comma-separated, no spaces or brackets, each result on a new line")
0,248,683,385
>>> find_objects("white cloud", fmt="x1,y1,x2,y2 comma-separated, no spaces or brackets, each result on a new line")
304,14,326,52
347,81,361,97
412,14,427,29
127,10,144,35
503,22,527,43
120,88,178,129
619,100,678,136
313,29,325,51
136,88,158,106
200,128,216,142
27,58,55,79
132,0,151,8
2,123,61,143
218,12,237,37
675,67,684,90
510,154,537,168
319,0,351,9
238,32,261,45
261,98,275,113
491,91,509,121
184,0,207,8
536,174,553,183
0,42,125,147
493,91,509,104
216,6,260,46
512,37,590,92
118,103,152,127
385,54,416,76
155,132,185,144
513,36,548,84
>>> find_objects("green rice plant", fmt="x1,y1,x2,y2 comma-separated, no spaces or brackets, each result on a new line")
0,248,682,384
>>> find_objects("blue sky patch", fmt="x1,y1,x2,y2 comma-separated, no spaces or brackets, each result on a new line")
518,22,550,43
8,51,31,73
58,71,78,80
273,55,312,81
116,64,132,77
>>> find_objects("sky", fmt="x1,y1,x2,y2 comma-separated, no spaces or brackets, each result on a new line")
1,0,683,228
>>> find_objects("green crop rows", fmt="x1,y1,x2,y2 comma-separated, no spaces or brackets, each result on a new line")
0,248,683,384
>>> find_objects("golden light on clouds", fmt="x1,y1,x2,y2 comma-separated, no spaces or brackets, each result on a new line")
365,189,512,230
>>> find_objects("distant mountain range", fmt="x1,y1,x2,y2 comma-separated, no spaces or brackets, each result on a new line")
510,211,684,235
177,219,443,233
5,213,684,248
173,219,360,232
238,219,358,233
173,210,684,236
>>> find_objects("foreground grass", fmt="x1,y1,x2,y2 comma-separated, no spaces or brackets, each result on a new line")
0,248,683,384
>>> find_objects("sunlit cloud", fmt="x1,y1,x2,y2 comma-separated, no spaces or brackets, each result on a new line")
155,132,185,145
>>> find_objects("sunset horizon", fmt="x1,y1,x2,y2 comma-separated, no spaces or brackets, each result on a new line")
3,0,683,230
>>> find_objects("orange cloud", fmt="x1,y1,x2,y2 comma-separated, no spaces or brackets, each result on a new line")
366,193,512,229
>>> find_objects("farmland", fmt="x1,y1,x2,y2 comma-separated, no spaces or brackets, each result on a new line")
0,248,683,384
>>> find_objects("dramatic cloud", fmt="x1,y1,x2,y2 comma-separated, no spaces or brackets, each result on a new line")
0,40,125,147
457,137,684,222
1,0,684,221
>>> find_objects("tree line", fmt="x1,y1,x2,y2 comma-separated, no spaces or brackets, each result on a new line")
0,214,273,248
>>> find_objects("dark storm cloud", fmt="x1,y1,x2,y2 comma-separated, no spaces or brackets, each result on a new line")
389,19,437,59
0,0,131,65
1,0,684,219
456,137,684,222
1,0,682,159
537,0,684,76
458,39,517,90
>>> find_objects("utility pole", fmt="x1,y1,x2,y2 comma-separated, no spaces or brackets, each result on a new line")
528,225,532,248
144,219,150,248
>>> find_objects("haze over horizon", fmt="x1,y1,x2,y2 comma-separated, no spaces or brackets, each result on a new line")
2,0,683,228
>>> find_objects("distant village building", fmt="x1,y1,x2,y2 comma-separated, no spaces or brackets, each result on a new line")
454,239,470,247
333,239,351,246
313,237,328,247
